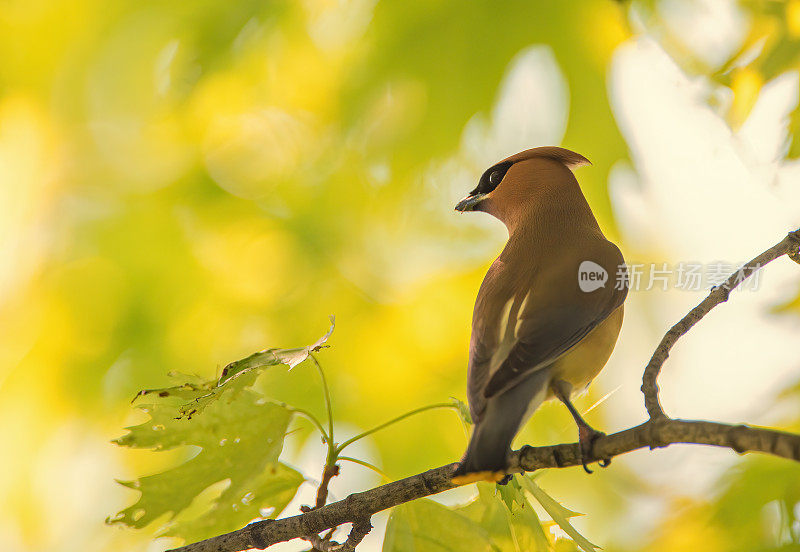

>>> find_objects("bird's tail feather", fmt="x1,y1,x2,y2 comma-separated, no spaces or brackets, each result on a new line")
454,367,551,477
455,421,515,475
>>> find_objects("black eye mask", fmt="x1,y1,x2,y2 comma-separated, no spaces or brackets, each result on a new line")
472,161,514,196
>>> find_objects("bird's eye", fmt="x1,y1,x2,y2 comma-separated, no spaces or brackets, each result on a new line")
478,161,513,193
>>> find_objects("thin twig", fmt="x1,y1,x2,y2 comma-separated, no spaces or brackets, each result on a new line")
335,402,458,453
309,354,336,463
337,456,391,482
315,463,340,509
302,519,372,552
641,228,800,419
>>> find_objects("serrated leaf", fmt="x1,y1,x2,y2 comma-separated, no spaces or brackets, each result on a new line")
383,499,494,552
220,316,333,382
109,390,303,543
455,482,508,528
497,477,524,512
501,492,550,552
133,317,335,418
518,476,597,552
455,481,550,552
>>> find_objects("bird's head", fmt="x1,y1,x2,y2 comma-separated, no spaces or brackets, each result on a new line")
455,146,591,228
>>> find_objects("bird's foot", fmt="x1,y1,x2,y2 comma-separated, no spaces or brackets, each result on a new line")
496,473,512,485
578,425,611,474
451,470,508,486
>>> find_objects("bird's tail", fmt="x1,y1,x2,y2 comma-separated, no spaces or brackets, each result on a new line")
454,420,515,476
453,367,551,478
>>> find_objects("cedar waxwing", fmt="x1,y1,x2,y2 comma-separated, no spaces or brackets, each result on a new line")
452,146,627,482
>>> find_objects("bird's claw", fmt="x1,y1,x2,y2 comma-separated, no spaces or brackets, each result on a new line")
578,426,611,474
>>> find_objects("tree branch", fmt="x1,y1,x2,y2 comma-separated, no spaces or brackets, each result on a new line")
641,229,800,419
169,418,800,552
167,227,800,552
314,463,340,510
303,519,373,552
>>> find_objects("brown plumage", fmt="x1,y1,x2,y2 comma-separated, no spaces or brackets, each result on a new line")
452,146,627,481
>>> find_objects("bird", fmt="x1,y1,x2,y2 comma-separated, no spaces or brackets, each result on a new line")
451,146,627,483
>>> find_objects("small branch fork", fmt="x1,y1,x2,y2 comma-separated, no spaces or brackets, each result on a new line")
168,228,800,552
303,519,373,552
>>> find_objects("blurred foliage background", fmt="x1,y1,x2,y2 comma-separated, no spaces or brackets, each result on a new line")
2,0,800,551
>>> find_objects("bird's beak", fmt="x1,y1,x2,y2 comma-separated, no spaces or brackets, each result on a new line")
455,193,487,212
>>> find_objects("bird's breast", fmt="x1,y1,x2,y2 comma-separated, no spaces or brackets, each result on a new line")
548,305,624,397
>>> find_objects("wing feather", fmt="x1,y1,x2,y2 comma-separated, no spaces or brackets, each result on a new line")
483,246,627,399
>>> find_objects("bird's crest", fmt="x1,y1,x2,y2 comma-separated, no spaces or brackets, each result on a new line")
503,146,591,170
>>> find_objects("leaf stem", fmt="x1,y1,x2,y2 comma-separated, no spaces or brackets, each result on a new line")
309,353,336,465
337,456,391,482
278,403,329,443
335,402,457,454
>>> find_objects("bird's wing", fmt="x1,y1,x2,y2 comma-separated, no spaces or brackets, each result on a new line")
466,262,522,424
483,244,627,400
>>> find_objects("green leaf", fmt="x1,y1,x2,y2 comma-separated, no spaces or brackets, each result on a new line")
383,499,494,552
108,389,303,543
788,107,800,159
221,315,335,382
455,482,510,532
497,477,550,552
131,371,216,398
132,317,335,418
518,476,597,552
501,497,550,552
455,481,550,552
711,456,800,550
497,477,525,512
